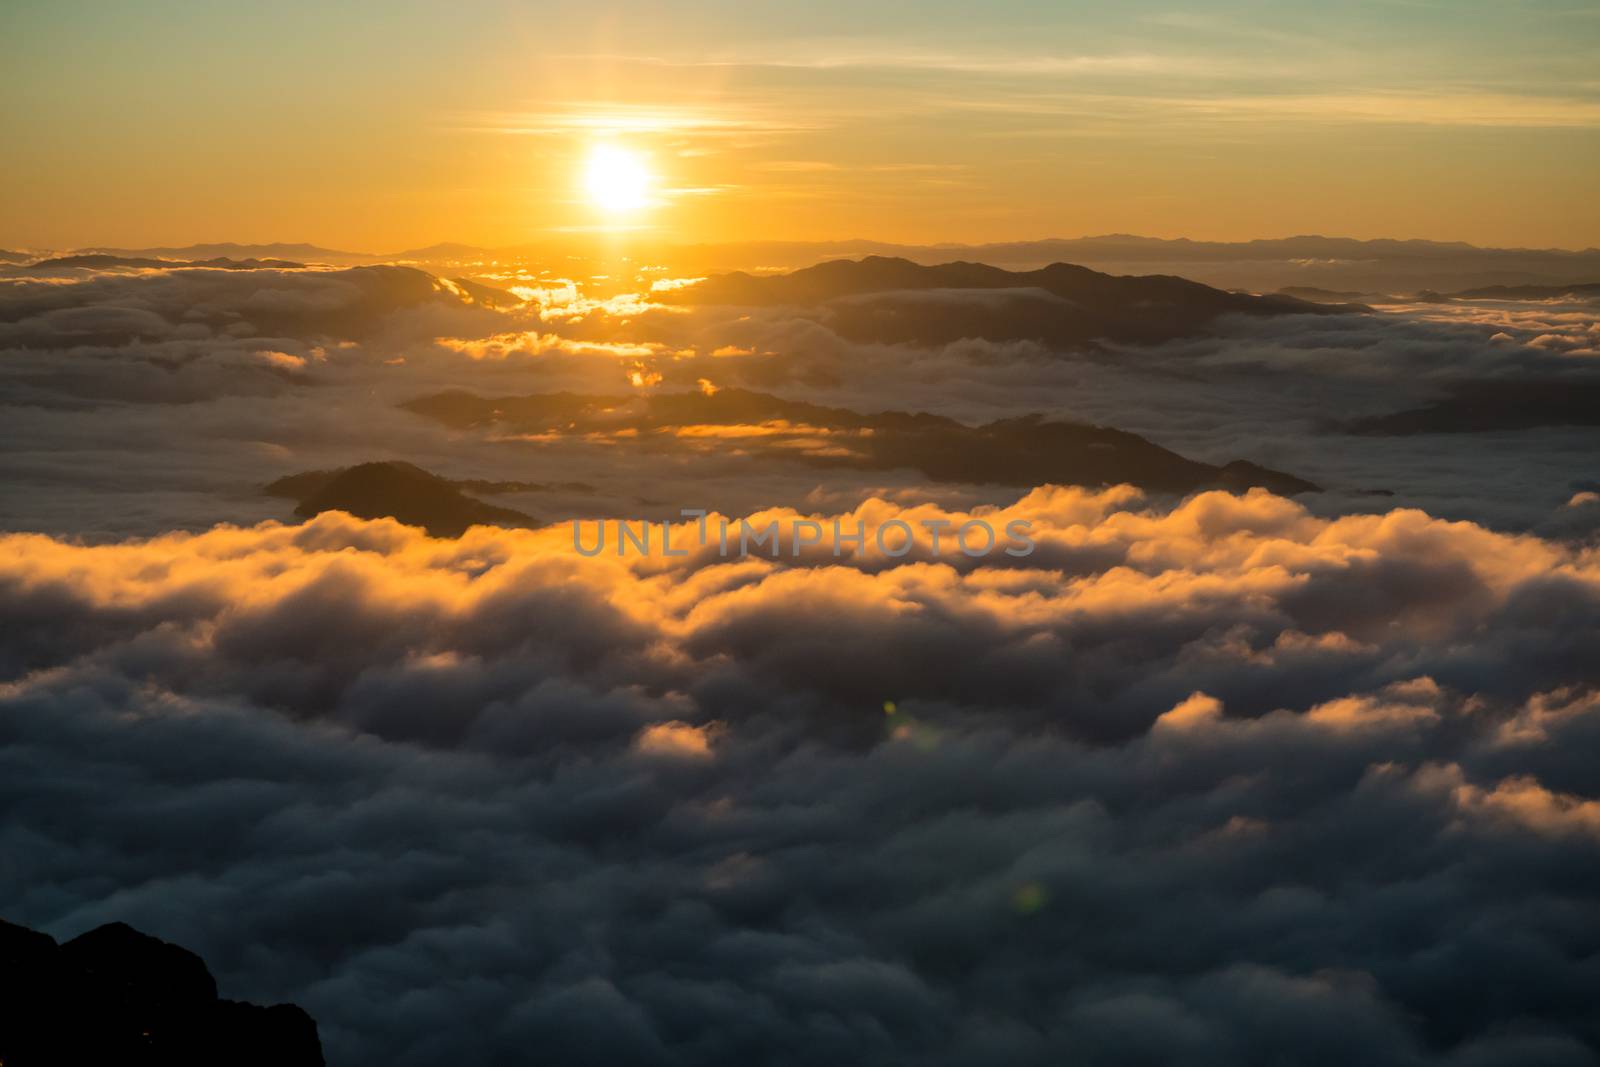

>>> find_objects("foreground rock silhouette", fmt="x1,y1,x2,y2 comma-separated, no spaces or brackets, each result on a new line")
0,918,323,1067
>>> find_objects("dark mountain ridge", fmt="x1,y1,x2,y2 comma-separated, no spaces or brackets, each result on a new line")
268,460,536,536
666,255,1345,310
29,236,1600,293
661,256,1358,347
1344,380,1600,435
404,387,1320,497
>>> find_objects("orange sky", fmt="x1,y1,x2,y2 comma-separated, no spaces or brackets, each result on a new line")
3,1,1598,251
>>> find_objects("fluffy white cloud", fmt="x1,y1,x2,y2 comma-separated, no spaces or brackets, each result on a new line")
4,263,1600,1065
2,491,1598,1064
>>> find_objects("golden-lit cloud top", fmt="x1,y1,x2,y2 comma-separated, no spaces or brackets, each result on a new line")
5,487,1600,1061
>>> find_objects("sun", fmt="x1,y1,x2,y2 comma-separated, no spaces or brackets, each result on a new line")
583,143,652,215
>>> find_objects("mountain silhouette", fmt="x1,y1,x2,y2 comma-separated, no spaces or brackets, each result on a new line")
25,254,305,270
1344,380,1600,435
268,460,536,536
1444,282,1600,301
661,256,1356,346
0,917,323,1066
404,388,1319,496
73,242,369,264
1277,286,1397,304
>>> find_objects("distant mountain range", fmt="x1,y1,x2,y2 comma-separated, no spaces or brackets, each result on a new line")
67,242,366,263
1281,282,1600,305
6,235,1597,292
24,253,305,271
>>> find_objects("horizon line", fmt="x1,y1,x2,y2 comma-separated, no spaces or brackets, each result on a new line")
7,232,1600,258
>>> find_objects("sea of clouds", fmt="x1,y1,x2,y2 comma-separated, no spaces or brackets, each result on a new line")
2,262,1598,1064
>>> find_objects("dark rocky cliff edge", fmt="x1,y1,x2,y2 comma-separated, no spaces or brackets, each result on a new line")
0,918,324,1066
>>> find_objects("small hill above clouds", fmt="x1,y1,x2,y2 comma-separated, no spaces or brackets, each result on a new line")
267,461,536,537
1343,380,1600,435
0,917,324,1067
446,275,522,308
404,388,1320,497
1278,285,1402,304
662,256,1357,347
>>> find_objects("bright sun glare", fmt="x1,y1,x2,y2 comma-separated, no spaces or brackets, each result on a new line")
584,143,651,215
